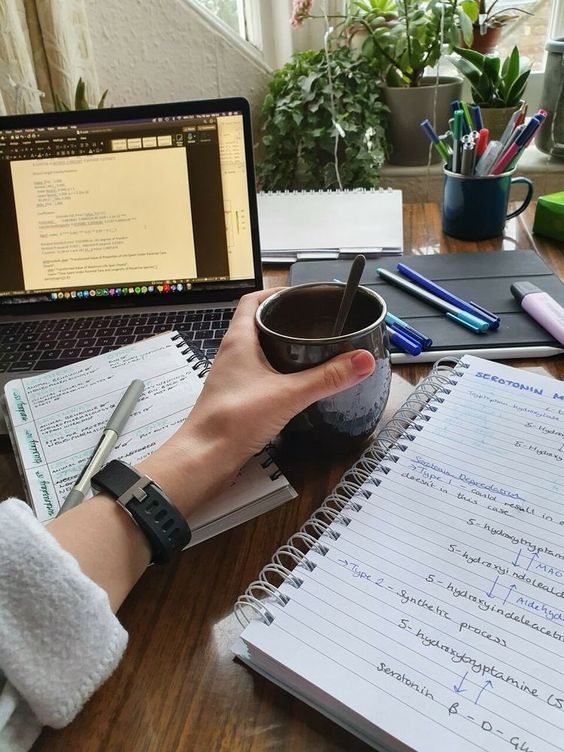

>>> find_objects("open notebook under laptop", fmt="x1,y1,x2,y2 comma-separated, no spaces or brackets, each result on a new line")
0,98,262,411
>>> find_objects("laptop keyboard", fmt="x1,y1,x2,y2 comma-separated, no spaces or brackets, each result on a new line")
0,307,235,373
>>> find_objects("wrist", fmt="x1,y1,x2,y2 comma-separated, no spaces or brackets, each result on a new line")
137,426,237,521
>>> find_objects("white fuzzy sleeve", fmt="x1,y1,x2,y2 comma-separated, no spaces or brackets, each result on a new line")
0,499,128,734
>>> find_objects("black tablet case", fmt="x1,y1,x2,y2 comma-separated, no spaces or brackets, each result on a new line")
288,251,564,356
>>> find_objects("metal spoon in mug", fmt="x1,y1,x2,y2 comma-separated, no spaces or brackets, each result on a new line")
332,254,366,337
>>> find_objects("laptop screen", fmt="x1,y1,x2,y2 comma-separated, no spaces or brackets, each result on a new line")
0,100,260,309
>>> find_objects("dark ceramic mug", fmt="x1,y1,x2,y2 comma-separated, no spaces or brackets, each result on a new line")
256,283,391,451
442,168,533,241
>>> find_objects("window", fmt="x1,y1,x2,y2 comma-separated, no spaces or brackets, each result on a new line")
191,0,262,51
495,0,551,72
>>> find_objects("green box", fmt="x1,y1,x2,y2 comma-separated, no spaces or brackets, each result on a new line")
533,190,564,242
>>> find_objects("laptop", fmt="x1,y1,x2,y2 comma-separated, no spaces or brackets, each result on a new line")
0,97,263,411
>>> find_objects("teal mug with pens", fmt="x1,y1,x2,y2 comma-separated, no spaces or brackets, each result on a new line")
442,168,534,241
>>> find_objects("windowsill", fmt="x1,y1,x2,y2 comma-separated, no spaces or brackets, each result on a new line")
380,146,564,202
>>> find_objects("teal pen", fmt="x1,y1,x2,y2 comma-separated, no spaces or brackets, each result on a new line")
376,268,489,333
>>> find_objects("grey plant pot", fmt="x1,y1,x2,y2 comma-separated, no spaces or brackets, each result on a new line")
537,37,564,159
382,77,462,166
480,105,519,141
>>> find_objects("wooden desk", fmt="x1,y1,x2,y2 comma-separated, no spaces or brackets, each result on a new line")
0,204,560,752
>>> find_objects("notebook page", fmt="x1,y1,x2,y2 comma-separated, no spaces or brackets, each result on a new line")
237,355,563,752
4,333,291,521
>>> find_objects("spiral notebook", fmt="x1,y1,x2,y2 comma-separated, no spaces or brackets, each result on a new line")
2,332,296,541
257,189,403,262
233,355,564,751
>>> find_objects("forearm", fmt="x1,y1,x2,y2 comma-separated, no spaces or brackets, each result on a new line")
46,426,235,613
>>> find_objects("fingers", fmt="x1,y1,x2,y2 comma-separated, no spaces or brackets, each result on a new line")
287,350,375,411
229,288,285,332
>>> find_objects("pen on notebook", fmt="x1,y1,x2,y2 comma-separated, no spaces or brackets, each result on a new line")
386,325,422,356
385,312,433,348
58,379,145,514
376,268,489,333
395,264,500,329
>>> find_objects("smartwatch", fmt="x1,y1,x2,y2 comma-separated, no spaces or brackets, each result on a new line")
91,459,191,564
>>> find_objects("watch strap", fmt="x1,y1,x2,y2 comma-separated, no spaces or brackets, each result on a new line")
91,459,191,564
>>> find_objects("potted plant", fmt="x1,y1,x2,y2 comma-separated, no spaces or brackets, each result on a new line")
346,0,477,165
450,45,532,138
258,46,388,191
466,0,534,55
54,78,108,111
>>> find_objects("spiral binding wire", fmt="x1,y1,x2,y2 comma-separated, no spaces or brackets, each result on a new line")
234,357,470,628
262,188,395,195
171,333,211,377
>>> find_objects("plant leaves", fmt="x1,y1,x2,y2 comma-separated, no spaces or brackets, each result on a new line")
461,0,479,23
452,45,486,72
505,69,531,106
501,45,519,87
75,78,89,110
483,54,501,81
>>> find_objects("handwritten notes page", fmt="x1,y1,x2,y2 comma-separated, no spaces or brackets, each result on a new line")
235,355,564,752
4,333,293,538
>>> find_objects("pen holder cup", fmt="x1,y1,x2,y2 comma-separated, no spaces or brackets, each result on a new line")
256,283,391,453
442,169,534,241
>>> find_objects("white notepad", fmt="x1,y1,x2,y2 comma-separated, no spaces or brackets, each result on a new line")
257,189,403,259
234,355,564,751
3,332,296,544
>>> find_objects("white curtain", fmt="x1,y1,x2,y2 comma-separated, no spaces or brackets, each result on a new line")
0,0,99,115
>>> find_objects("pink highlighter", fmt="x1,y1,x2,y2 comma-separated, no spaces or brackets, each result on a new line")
511,282,564,346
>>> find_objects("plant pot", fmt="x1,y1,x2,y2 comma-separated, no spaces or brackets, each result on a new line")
382,77,462,166
537,37,564,159
480,105,520,141
469,25,502,54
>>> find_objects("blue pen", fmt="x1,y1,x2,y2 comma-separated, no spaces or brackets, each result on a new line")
385,312,433,348
451,100,469,135
386,325,422,356
420,119,450,162
376,267,490,333
470,104,484,131
395,263,500,330
507,114,546,170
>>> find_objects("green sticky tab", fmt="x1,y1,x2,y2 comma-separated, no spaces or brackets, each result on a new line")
533,191,564,242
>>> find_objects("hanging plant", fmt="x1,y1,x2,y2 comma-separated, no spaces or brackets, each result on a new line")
258,46,388,191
